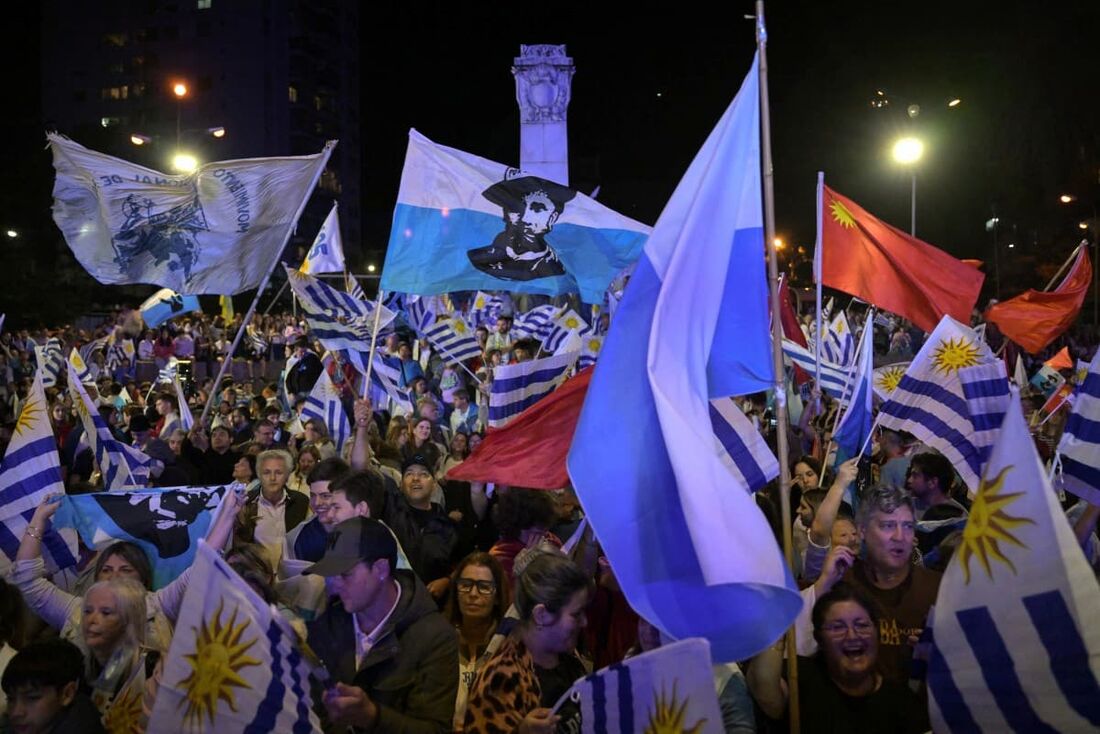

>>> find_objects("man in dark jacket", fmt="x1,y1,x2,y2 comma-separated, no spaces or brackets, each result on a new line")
384,454,459,601
306,517,457,733
286,336,323,397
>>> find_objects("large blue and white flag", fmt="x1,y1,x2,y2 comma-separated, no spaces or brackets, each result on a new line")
55,486,227,589
708,398,779,492
285,266,391,324
877,316,999,490
567,54,800,663
872,361,911,401
561,638,724,734
148,541,322,734
832,316,875,465
1057,346,1100,505
928,392,1100,732
301,370,350,453
0,371,79,572
958,361,1012,476
382,129,651,302
49,133,335,294
300,202,344,274
488,350,578,429
781,339,850,401
140,287,201,329
423,317,482,364
821,310,855,367
512,304,559,342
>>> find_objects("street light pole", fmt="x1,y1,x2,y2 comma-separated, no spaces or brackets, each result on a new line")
892,137,923,237
910,171,917,237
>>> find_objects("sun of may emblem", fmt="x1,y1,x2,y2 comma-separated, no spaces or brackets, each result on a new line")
829,199,856,229
957,465,1033,584
178,599,262,729
453,319,469,335
14,395,42,437
644,683,706,734
586,337,603,352
103,684,144,734
563,315,581,330
875,366,906,394
932,337,981,374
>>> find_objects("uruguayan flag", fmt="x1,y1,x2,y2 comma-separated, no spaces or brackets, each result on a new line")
301,202,344,274
49,133,335,294
709,399,779,492
35,339,64,388
568,54,800,662
345,273,366,302
489,350,578,428
423,317,482,364
382,130,650,303
156,358,179,385
832,315,875,464
821,310,855,367
68,348,93,384
148,541,322,733
346,351,413,413
78,334,109,366
781,339,850,401
174,376,194,432
958,361,1012,476
0,370,79,571
512,304,558,341
468,291,504,327
403,294,436,334
578,333,604,370
928,392,1100,733
563,638,724,734
140,287,200,329
877,316,999,490
301,370,350,453
1057,347,1100,505
544,308,590,353
872,361,910,401
286,265,389,323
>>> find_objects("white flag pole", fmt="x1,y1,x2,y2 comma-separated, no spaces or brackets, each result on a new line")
361,288,386,400
814,171,824,414
200,141,337,426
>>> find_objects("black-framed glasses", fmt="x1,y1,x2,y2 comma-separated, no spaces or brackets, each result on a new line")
456,579,496,596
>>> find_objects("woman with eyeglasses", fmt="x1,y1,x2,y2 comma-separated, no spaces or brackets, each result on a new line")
443,552,509,732
747,583,927,733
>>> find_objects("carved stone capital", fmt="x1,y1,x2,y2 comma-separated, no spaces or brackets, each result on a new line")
512,44,575,123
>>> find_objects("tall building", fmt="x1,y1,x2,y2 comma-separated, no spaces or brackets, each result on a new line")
40,0,360,270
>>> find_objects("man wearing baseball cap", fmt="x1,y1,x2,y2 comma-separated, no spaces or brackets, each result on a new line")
305,516,457,732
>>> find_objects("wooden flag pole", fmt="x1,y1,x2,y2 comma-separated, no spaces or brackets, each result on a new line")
756,3,799,732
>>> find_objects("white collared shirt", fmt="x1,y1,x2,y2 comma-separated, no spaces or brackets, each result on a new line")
253,488,289,566
351,580,402,670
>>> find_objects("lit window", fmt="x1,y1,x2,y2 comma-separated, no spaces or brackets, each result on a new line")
103,32,127,47
288,86,298,103
314,95,322,111
197,0,212,7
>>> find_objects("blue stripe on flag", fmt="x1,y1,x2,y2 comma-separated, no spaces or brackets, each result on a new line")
1060,455,1100,499
879,402,983,478
928,638,979,732
708,404,766,491
1022,590,1100,725
1064,412,1100,445
895,375,970,417
244,620,289,734
956,606,1060,733
591,669,608,734
0,464,64,508
1079,373,1100,400
0,514,21,558
614,662,633,734
960,376,1011,400
971,412,1006,433
492,365,571,393
487,392,547,422
285,645,315,734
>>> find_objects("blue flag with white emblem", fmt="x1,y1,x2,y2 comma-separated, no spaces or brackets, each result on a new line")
928,390,1100,732
567,53,800,663
381,130,651,303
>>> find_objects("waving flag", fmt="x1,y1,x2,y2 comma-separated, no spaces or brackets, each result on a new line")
301,370,350,453
562,638,724,734
348,351,413,413
0,371,78,571
578,333,604,370
1057,347,1100,505
567,54,800,663
832,316,875,464
469,291,504,327
345,273,366,302
708,398,779,492
958,361,1012,476
819,185,985,333
402,295,436,334
872,361,910,401
512,304,558,341
35,339,64,388
140,287,201,329
821,310,855,366
49,134,334,294
781,339,850,401
67,348,93,384
928,393,1100,732
175,376,194,432
148,541,322,734
543,308,590,353
488,350,578,429
878,316,999,490
55,486,226,589
300,202,344,274
381,129,651,302
423,317,482,364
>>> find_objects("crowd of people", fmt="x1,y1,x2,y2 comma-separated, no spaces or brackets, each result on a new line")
0,300,1098,734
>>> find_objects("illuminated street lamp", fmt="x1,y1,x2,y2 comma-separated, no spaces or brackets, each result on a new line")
172,82,188,98
1061,194,1076,204
208,126,226,138
773,237,785,250
948,98,962,107
5,230,17,239
130,134,152,146
171,80,189,147
171,153,199,173
892,137,924,236
367,264,377,273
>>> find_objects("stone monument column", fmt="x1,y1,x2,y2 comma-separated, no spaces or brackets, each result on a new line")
512,44,574,186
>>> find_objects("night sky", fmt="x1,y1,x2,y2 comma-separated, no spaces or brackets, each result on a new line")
3,0,1099,320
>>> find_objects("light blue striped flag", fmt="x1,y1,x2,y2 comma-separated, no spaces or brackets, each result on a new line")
489,350,578,428
148,541,322,733
780,338,850,400
567,54,800,662
832,315,875,465
78,335,109,366
346,272,366,301
708,398,778,492
423,317,482,364
578,333,604,370
543,308,590,353
346,351,413,413
958,361,1012,475
928,391,1100,732
468,291,504,327
67,348,93,384
877,316,999,490
821,310,855,367
286,266,393,324
403,294,436,334
564,638,723,734
0,370,79,571
512,304,558,341
35,338,64,388
301,369,350,452
1058,346,1100,505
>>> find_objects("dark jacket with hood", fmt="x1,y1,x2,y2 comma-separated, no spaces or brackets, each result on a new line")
306,569,458,734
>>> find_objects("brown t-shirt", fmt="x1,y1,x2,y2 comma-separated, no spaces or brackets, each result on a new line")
843,560,941,684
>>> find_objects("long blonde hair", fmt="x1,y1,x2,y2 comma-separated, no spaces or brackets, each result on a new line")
79,578,147,678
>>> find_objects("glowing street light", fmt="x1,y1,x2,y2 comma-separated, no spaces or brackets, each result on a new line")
5,229,17,239
367,264,377,273
1060,194,1076,204
948,98,961,107
172,82,189,98
892,137,924,236
130,134,152,146
208,126,226,138
1080,222,1090,230
773,237,785,250
171,153,199,173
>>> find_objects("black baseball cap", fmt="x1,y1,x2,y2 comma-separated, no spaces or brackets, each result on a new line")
401,453,434,476
303,517,397,577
